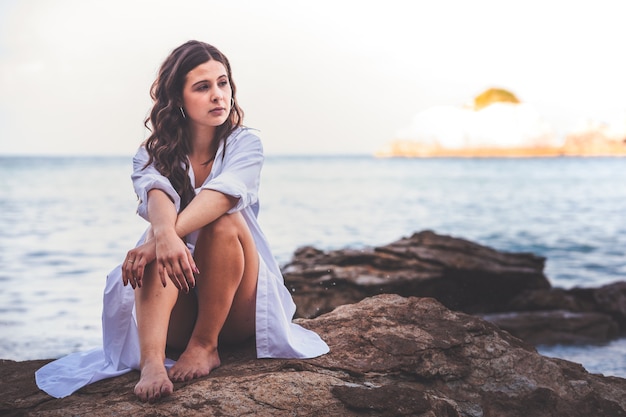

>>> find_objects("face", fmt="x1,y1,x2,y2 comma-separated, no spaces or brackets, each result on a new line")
181,60,232,130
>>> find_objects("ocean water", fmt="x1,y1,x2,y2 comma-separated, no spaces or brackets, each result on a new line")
0,155,625,377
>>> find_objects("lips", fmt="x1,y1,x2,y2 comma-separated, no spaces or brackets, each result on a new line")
210,107,225,114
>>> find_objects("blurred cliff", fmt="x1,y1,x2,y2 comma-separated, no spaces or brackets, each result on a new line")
376,88,626,157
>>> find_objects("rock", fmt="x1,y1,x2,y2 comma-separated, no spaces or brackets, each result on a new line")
283,230,550,318
481,310,620,345
283,231,626,345
2,295,626,416
593,282,626,329
502,281,626,344
507,288,597,313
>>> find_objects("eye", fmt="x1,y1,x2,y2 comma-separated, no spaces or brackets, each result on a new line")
197,84,209,91
218,80,229,87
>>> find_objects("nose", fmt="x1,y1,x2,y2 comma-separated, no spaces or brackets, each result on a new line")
211,88,224,103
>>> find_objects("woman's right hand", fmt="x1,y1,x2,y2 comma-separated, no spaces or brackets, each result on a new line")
122,237,157,289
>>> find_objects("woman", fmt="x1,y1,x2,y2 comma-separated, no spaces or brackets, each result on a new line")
35,41,329,403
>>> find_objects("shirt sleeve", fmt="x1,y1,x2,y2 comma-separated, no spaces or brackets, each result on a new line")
131,146,181,221
201,129,263,214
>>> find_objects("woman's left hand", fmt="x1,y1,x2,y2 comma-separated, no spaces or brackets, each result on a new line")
153,228,197,293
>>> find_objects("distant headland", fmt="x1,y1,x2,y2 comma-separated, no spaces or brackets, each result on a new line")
376,88,626,158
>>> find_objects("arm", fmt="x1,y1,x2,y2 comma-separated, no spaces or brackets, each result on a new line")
123,189,198,292
131,146,181,220
147,189,198,292
175,130,263,236
124,131,262,289
125,146,195,291
174,190,238,237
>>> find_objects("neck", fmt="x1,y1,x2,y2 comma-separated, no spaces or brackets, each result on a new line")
188,124,217,159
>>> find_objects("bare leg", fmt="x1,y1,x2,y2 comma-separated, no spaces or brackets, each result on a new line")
168,212,259,382
133,263,179,403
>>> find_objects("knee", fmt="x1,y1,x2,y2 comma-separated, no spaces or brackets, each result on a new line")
201,213,239,240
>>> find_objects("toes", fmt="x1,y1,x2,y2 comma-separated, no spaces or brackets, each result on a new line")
134,386,148,403
135,379,173,403
161,383,173,398
169,368,190,382
149,386,160,402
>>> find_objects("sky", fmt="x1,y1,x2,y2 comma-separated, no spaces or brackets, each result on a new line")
1,0,625,156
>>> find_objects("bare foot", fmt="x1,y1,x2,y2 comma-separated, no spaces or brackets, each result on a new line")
134,359,174,403
168,343,221,382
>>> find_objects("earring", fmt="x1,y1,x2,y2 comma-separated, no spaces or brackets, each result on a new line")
230,98,235,109
179,107,186,119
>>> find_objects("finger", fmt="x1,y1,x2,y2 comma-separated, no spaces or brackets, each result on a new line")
185,272,195,289
158,265,167,288
122,266,128,286
124,253,137,288
176,271,190,294
132,256,144,288
164,263,176,288
159,264,172,289
122,258,129,286
186,247,200,276
185,251,199,286
179,260,195,289
135,268,143,288
167,260,189,293
126,263,136,289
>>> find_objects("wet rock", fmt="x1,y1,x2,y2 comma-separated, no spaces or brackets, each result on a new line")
3,295,626,416
481,310,620,345
504,282,626,341
593,282,626,329
283,230,550,318
507,288,597,313
283,231,626,345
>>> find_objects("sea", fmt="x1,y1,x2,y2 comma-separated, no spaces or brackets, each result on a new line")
1,155,625,377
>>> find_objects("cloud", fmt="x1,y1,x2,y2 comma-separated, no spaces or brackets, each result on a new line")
1,0,626,155
396,103,559,149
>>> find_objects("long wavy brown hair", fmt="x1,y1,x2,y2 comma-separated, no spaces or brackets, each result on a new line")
143,41,244,210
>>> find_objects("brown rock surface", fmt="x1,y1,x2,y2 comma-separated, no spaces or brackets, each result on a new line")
509,282,626,326
593,282,626,328
500,283,626,344
283,231,626,345
481,310,620,345
507,288,597,313
3,295,626,416
283,230,550,318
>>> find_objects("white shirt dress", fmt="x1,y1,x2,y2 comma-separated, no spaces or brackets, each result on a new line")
35,127,329,398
